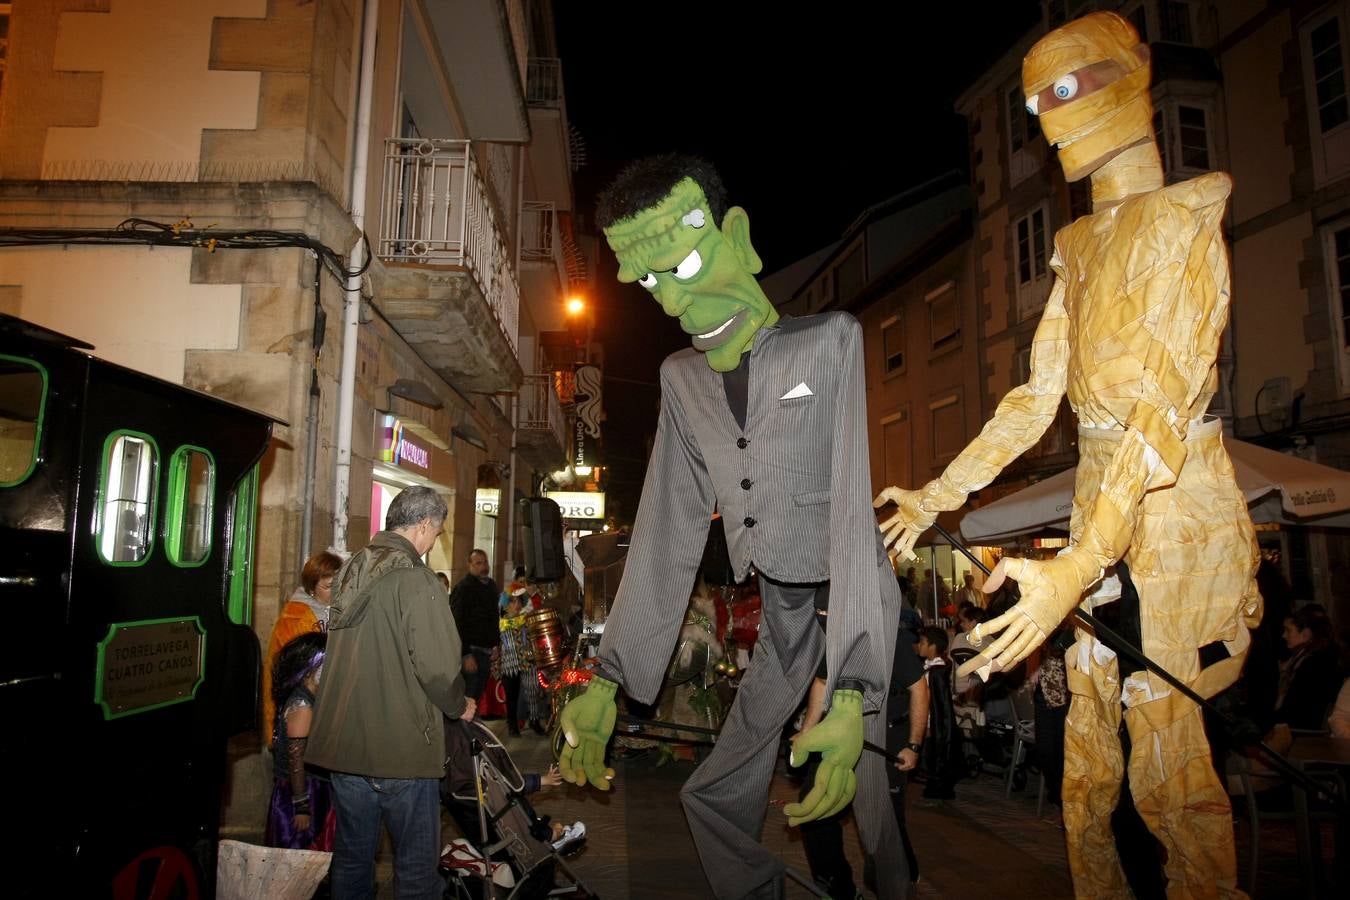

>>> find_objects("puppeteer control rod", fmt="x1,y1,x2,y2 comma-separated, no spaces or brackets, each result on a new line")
615,715,894,759
931,522,1343,806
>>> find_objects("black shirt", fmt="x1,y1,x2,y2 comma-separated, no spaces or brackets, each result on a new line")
721,353,750,430
449,574,500,649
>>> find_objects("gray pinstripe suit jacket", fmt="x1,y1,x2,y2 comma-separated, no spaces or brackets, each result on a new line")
598,312,890,712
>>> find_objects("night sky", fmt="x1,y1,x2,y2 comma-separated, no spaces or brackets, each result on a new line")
554,2,1044,522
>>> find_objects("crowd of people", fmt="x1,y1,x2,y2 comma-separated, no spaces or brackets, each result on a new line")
887,559,1350,842
257,486,570,899
882,579,1069,823
252,486,1349,900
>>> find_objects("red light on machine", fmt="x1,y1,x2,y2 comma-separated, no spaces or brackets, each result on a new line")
560,667,592,686
538,667,593,691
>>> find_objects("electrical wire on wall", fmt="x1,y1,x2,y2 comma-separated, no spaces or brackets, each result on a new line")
0,217,371,286
1,216,372,559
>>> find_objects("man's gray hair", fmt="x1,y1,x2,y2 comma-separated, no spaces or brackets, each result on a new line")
385,485,448,530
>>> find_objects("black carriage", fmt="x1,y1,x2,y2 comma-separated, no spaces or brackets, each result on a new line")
0,313,274,898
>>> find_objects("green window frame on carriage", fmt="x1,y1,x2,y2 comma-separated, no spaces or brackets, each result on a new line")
95,430,160,565
226,464,260,627
0,355,47,487
164,445,215,567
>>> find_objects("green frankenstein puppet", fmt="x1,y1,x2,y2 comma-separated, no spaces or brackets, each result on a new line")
559,155,910,899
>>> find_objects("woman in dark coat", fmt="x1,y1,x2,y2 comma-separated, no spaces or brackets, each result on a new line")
1273,606,1341,730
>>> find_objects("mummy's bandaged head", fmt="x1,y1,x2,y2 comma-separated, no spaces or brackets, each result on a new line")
1023,12,1152,181
598,155,779,373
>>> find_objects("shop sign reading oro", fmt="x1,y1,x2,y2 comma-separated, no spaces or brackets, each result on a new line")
475,487,501,516
543,490,605,520
94,617,205,719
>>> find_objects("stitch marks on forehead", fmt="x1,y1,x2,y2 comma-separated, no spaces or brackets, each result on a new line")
603,178,714,280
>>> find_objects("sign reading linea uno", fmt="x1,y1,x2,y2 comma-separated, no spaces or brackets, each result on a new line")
543,490,605,520
94,617,206,719
572,364,602,469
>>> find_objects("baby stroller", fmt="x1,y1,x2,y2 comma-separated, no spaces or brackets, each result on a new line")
441,719,596,899
947,645,1032,789
949,643,993,780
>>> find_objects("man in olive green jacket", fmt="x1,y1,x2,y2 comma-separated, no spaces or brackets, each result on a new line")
308,486,474,900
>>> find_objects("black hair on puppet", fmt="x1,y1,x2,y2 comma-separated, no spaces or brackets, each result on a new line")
596,153,728,229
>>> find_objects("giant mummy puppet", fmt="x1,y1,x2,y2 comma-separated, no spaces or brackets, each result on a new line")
875,13,1260,899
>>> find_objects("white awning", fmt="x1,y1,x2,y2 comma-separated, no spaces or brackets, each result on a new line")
960,437,1350,544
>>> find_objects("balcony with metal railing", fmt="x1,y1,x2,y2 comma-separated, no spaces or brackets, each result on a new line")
520,199,569,333
372,138,522,394
516,372,567,469
525,57,573,209
522,200,564,277
526,58,565,107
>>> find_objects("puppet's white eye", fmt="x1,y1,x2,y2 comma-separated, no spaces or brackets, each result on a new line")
1053,74,1079,101
638,272,658,290
672,248,703,281
1025,94,1040,116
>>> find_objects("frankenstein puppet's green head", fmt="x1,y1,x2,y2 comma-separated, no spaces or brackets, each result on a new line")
598,155,779,373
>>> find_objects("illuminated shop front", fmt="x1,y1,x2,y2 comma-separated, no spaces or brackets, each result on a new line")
473,469,501,564
543,489,605,524
898,504,1076,623
371,414,456,572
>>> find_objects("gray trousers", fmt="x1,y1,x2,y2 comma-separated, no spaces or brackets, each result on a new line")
679,573,906,900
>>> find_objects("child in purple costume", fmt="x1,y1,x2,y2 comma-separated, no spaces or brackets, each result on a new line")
265,632,335,850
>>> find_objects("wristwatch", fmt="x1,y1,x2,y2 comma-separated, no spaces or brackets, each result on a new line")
904,741,922,754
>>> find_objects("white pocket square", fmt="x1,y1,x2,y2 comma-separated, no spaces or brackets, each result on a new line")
779,382,813,400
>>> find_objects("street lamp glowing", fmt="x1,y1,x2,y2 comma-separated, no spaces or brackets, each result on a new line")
566,296,585,316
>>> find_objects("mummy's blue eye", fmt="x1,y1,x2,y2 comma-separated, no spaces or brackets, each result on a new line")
1053,74,1079,101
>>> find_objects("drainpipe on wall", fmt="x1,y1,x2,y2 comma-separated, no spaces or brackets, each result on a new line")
333,0,379,553
300,255,325,566
505,146,525,574
505,393,519,575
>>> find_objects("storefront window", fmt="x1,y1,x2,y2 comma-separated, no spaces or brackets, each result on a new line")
474,463,501,565
473,511,496,563
901,543,988,623
373,413,457,570
370,476,454,572
371,479,397,538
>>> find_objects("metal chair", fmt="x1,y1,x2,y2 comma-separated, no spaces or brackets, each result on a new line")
1227,737,1346,899
1004,686,1047,815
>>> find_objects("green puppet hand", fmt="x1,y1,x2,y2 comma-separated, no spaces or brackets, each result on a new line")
783,689,864,826
558,675,618,791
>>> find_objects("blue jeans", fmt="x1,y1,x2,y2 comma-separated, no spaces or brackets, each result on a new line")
330,772,442,900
